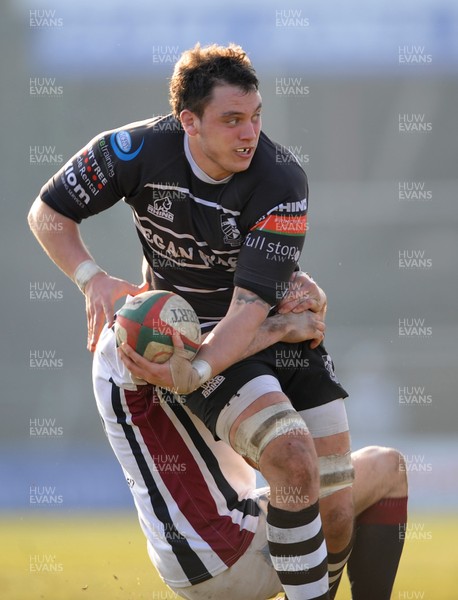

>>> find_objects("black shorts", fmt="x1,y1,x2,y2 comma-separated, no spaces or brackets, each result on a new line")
184,341,348,439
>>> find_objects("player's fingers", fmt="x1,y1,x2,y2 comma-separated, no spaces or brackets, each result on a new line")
119,341,140,362
278,295,319,314
277,297,302,314
118,344,171,387
315,319,326,333
171,329,185,349
116,278,149,299
119,342,153,368
137,281,150,294
103,302,115,329
93,305,109,349
276,289,302,309
118,345,147,379
287,296,318,314
86,298,97,352
309,330,325,350
295,296,321,313
171,330,191,360
87,303,107,352
118,343,148,375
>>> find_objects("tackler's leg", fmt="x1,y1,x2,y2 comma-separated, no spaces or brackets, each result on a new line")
347,446,408,600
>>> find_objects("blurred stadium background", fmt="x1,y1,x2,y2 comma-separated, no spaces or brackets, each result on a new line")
1,0,457,597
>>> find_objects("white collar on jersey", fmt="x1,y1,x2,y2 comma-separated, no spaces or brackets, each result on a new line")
184,133,233,185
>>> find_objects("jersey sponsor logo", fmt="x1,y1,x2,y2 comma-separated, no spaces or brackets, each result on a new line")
63,163,90,205
140,225,195,262
147,197,174,222
110,131,144,161
197,248,238,269
98,138,115,177
136,215,238,270
251,214,307,236
78,148,108,192
265,240,301,262
245,234,302,263
276,198,308,213
220,214,242,246
64,149,108,207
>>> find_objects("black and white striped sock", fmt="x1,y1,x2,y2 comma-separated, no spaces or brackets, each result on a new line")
267,501,329,600
328,535,354,599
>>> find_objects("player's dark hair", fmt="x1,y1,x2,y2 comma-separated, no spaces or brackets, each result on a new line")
169,43,259,119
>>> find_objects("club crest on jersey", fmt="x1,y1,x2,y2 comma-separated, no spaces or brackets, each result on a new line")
322,354,339,384
220,214,242,246
148,197,174,222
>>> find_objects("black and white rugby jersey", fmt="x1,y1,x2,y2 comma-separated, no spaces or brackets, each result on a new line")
40,115,308,330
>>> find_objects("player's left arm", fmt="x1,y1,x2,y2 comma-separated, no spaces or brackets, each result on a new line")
120,235,306,392
118,288,325,392
118,285,270,392
119,268,323,393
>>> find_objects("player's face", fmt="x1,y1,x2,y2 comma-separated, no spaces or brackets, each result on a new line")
183,85,262,181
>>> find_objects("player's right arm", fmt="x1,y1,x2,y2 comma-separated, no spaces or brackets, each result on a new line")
28,124,150,351
28,198,147,352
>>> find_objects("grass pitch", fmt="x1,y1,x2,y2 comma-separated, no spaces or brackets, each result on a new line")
1,511,454,599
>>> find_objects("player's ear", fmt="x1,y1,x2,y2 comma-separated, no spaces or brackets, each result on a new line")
180,110,199,136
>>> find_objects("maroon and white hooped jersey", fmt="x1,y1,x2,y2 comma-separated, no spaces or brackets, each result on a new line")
93,325,262,588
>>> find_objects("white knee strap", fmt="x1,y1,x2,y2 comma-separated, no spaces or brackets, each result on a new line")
319,451,354,498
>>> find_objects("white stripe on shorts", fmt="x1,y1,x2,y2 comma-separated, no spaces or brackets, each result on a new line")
215,375,282,445
298,399,349,438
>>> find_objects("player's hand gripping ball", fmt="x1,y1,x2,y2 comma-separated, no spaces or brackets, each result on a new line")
114,290,201,363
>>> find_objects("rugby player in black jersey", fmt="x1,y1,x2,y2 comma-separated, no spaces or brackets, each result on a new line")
28,43,403,599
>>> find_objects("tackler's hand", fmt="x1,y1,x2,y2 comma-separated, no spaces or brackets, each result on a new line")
280,309,326,349
277,271,327,318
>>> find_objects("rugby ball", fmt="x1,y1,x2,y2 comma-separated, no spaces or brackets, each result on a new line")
114,290,201,363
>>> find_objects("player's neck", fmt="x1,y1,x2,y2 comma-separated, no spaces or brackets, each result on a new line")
184,134,233,184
